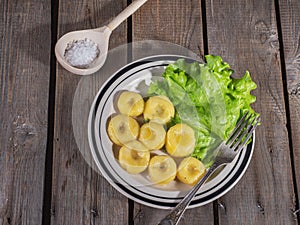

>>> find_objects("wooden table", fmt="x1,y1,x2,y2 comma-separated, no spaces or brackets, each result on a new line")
1,0,300,224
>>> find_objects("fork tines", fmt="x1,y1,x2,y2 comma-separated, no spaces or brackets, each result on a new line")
227,112,260,152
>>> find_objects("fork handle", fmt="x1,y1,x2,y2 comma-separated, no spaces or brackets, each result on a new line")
157,163,219,225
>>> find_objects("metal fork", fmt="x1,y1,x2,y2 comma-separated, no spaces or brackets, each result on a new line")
157,112,260,225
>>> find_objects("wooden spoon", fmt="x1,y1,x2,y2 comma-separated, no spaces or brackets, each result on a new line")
55,0,148,75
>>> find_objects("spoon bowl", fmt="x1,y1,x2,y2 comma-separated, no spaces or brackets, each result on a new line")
55,26,111,75
55,0,147,75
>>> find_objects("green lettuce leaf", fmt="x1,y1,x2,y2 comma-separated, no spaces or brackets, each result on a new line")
147,55,259,167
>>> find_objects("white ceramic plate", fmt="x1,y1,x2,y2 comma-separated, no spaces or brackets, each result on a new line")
88,55,254,209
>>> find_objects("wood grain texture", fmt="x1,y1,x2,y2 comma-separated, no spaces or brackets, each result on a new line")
132,1,214,225
278,0,300,215
132,0,204,57
51,1,129,225
205,0,296,224
0,0,51,224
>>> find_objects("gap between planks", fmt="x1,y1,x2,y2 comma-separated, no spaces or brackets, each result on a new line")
42,0,59,224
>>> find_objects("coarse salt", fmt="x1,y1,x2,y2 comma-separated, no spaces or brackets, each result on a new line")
64,38,100,69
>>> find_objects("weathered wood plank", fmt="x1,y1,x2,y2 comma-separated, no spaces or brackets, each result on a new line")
205,0,296,224
132,1,214,225
51,1,129,224
0,0,51,224
278,0,300,218
132,0,204,56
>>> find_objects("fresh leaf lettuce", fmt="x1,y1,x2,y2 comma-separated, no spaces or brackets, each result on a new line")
147,55,259,166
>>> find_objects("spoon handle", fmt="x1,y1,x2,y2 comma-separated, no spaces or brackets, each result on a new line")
107,0,148,31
